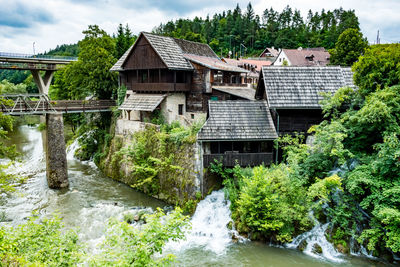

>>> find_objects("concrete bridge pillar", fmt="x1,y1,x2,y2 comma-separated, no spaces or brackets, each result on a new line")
45,113,68,188
31,70,54,94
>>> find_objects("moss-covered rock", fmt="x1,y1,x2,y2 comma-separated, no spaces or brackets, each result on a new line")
98,123,201,207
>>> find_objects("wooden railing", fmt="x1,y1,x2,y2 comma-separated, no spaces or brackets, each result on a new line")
128,82,191,92
53,100,116,113
203,152,273,167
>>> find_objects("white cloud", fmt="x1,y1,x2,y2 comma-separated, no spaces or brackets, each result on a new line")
0,0,398,54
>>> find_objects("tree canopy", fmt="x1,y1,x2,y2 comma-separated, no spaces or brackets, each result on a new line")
50,25,118,100
154,5,360,57
329,28,368,66
353,44,400,96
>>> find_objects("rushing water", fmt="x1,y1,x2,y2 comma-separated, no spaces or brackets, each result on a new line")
1,125,392,266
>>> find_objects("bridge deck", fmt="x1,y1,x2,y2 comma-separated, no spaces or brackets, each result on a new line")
1,94,115,115
0,52,77,70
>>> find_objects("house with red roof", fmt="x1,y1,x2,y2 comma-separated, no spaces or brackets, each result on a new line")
273,47,330,66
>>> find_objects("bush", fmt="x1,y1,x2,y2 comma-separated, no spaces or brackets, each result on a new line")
0,216,82,266
90,208,189,266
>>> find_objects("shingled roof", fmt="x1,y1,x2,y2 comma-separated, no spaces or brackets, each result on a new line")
184,54,248,73
119,93,166,112
197,100,278,141
212,86,255,100
111,32,230,72
257,66,356,109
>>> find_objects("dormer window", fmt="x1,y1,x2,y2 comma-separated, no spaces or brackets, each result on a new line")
305,54,314,61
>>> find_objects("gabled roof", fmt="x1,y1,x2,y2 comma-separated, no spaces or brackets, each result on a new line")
110,45,134,71
212,86,255,100
111,32,250,73
144,33,194,70
257,66,356,109
260,47,279,58
197,100,278,141
119,93,166,112
184,54,247,73
275,48,330,66
111,32,229,72
174,38,218,58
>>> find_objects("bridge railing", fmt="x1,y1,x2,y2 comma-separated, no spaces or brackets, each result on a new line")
0,94,115,115
0,52,77,62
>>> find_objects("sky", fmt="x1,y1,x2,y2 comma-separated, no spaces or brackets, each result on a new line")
0,0,399,54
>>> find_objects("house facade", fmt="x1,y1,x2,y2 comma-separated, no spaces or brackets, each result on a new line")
111,32,248,132
256,66,356,135
273,48,330,66
197,100,277,167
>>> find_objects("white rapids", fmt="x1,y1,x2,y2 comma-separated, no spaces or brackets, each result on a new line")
287,212,345,263
166,190,245,255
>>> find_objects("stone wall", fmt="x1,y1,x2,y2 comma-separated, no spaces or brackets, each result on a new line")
99,126,204,208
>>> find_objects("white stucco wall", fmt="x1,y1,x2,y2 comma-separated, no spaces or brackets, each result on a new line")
115,119,159,136
119,93,206,129
273,51,291,66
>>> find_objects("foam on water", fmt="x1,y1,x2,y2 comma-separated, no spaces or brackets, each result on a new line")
167,190,245,255
287,212,344,263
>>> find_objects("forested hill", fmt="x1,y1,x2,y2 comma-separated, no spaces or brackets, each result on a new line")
1,3,360,85
153,4,359,57
0,43,79,86
44,43,79,57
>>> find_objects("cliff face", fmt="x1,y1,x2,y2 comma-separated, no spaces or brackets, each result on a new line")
98,124,203,210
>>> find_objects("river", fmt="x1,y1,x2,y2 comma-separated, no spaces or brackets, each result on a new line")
0,125,390,266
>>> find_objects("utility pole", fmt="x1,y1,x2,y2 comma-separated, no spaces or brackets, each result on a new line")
240,43,247,58
376,30,380,44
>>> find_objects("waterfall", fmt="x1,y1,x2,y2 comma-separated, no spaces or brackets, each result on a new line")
166,190,245,255
66,138,80,161
287,212,344,262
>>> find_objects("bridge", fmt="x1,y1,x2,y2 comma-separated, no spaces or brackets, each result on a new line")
0,52,113,189
0,52,76,95
1,94,115,115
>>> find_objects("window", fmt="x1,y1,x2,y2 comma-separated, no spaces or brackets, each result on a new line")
191,114,195,119
210,96,218,101
178,104,184,115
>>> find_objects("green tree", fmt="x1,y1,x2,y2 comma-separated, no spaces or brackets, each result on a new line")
0,84,23,195
329,28,368,66
352,44,400,96
51,25,118,100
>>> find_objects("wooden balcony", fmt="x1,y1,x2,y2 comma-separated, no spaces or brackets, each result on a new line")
127,82,191,92
203,152,273,167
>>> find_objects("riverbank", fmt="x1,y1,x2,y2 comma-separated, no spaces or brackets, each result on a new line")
0,125,393,266
97,122,203,212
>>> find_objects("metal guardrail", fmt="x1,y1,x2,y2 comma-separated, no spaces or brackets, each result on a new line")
0,52,77,61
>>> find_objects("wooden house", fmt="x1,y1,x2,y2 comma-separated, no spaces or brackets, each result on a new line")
197,100,277,167
111,32,248,129
256,66,356,135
